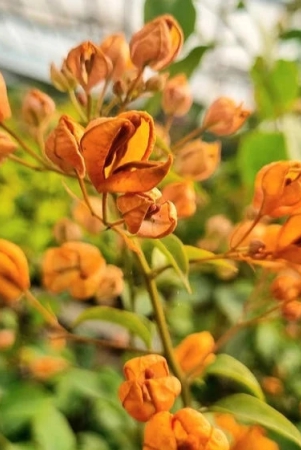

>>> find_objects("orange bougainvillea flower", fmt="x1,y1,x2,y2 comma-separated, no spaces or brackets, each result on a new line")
100,33,133,81
45,115,85,177
162,73,193,117
0,131,18,163
42,241,106,300
118,354,181,422
174,331,215,378
0,72,11,122
66,41,112,93
0,239,30,304
22,89,55,128
272,214,301,264
202,97,250,136
27,355,69,380
162,181,196,218
80,110,172,193
143,409,229,450
252,161,301,217
271,269,301,302
130,14,183,71
174,139,221,181
53,218,83,244
117,188,177,238
215,414,279,450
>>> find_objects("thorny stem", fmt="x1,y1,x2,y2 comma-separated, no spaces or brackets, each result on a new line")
135,245,191,407
0,122,48,166
68,89,88,123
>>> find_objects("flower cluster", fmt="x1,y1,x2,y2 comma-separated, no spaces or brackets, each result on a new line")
118,354,229,450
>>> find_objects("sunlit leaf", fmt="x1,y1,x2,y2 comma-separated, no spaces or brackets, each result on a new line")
205,354,264,400
184,245,237,273
150,234,190,292
32,403,76,450
72,306,152,348
210,393,301,448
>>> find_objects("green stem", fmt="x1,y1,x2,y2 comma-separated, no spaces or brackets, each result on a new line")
68,89,88,123
135,246,190,407
0,122,48,166
171,125,206,152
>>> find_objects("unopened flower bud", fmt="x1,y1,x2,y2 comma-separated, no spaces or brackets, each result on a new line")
202,97,251,136
22,89,55,128
130,14,183,71
0,329,15,350
145,73,169,92
53,218,83,243
0,239,30,304
100,33,132,81
161,181,196,218
50,62,77,92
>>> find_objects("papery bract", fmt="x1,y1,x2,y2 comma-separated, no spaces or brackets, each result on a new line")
202,97,250,136
81,110,172,193
162,73,193,117
45,115,85,177
42,241,105,299
118,354,181,422
130,14,183,71
0,72,11,122
66,41,112,93
174,139,221,181
143,408,229,450
174,331,215,377
252,161,301,217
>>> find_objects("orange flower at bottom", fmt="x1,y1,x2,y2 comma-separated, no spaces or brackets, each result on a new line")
118,355,181,422
143,409,229,450
215,414,279,450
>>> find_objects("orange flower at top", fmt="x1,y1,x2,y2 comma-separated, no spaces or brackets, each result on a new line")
66,41,112,93
215,414,279,450
174,331,215,378
202,97,250,136
252,161,301,217
81,110,172,193
0,72,11,122
130,14,183,71
143,409,229,450
118,354,181,422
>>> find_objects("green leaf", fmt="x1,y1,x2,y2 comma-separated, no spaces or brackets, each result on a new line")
144,0,196,41
237,131,287,191
0,384,51,436
32,403,76,450
251,57,299,119
184,245,237,273
205,354,264,400
72,306,152,348
280,29,301,41
151,234,190,292
211,393,301,448
169,46,212,78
